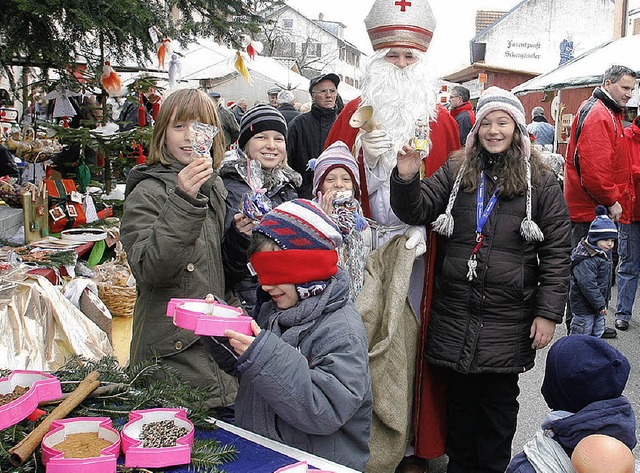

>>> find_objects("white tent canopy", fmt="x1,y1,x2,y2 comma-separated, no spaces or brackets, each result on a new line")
512,35,640,95
174,38,361,104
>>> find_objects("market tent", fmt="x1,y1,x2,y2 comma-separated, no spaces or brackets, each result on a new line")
512,35,640,95
175,39,361,104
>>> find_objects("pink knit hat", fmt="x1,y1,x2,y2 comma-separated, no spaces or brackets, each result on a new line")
310,141,360,199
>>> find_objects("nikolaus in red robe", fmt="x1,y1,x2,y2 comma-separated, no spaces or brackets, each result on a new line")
326,66,460,461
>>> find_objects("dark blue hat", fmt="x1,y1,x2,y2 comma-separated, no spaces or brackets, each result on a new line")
541,335,630,413
588,205,618,245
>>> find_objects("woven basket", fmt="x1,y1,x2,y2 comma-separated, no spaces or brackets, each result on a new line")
98,282,136,318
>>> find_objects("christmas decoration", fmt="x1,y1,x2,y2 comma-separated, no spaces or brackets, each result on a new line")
240,34,263,60
157,37,172,68
100,61,122,96
234,51,250,82
168,53,182,89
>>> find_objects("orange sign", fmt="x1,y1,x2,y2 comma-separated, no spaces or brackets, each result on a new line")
478,73,487,83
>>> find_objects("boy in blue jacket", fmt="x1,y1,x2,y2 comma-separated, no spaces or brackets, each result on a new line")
506,335,636,472
206,199,373,471
569,206,618,337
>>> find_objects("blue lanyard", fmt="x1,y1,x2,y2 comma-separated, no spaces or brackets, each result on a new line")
476,172,499,235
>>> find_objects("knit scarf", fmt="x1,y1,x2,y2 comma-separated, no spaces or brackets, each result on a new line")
330,198,368,299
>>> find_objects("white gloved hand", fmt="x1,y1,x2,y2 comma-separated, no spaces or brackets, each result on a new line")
360,129,394,166
404,226,426,258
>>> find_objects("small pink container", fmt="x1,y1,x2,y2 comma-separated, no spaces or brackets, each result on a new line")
275,461,335,472
0,370,62,430
166,298,252,336
121,408,194,468
41,417,120,473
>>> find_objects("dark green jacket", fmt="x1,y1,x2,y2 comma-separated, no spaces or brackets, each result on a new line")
120,160,238,407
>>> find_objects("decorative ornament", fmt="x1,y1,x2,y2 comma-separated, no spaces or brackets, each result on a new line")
234,51,251,83
157,38,172,68
44,85,82,119
240,34,263,60
100,61,122,96
168,53,181,89
137,93,147,127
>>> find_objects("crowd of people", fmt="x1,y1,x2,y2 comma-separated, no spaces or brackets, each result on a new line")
112,0,640,472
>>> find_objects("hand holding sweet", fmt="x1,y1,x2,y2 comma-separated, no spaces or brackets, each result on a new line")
397,144,423,180
177,156,213,198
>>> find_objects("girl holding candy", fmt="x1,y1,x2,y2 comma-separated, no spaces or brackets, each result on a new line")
120,88,238,412
219,105,302,314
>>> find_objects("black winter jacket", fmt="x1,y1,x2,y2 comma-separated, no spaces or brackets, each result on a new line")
220,153,301,312
287,104,338,198
390,158,571,374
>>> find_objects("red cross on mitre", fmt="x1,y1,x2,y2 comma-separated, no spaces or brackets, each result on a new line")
394,0,412,12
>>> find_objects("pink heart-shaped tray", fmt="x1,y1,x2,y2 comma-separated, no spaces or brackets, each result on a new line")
0,370,62,430
121,408,194,468
166,298,252,336
41,417,120,473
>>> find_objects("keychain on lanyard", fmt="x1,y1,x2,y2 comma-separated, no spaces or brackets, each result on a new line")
467,172,499,281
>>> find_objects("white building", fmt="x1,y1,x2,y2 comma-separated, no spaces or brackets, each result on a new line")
259,4,365,89
470,0,617,75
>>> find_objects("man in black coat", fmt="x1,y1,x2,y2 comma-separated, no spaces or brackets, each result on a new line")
287,73,340,198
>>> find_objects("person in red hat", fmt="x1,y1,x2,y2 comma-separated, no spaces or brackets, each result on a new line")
325,1,460,471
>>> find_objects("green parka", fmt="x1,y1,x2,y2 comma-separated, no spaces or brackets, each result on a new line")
120,161,238,407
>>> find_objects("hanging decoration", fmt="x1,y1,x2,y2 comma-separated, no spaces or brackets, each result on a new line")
240,34,263,60
100,61,122,96
168,53,181,89
137,93,147,127
157,38,172,68
234,51,251,83
44,85,81,119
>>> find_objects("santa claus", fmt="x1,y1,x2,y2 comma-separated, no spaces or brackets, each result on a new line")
325,1,460,472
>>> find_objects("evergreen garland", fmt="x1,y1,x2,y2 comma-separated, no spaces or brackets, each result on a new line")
0,356,237,472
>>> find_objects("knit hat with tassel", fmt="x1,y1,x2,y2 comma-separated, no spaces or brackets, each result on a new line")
432,86,544,242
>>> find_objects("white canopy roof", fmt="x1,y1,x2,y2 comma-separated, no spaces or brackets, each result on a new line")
176,38,361,102
512,35,640,95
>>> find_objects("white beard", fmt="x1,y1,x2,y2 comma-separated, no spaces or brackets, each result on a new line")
360,51,439,157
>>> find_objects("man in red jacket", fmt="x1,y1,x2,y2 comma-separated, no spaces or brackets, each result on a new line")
564,64,636,337
615,115,640,331
449,85,476,145
325,1,460,471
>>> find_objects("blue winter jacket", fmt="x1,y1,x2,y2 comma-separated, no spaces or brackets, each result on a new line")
569,239,612,315
506,396,636,472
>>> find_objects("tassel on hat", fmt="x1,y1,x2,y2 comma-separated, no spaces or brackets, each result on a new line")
432,86,544,242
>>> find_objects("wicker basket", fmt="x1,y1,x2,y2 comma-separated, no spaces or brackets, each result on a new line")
98,282,136,318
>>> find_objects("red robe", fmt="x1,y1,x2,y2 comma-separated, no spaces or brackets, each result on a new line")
326,97,460,459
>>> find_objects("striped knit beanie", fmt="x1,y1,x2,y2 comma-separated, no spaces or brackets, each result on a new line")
250,199,343,286
310,141,360,199
238,104,287,150
432,86,544,242
465,86,529,158
364,0,436,52
588,206,618,245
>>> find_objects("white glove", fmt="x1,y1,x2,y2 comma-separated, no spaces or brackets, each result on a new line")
360,129,394,166
404,226,426,258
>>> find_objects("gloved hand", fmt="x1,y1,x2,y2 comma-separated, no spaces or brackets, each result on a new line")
360,129,394,166
404,226,426,258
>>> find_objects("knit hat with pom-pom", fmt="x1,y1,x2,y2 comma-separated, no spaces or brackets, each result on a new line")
588,205,618,245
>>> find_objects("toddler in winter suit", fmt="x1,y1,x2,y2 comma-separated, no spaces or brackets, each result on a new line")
506,334,636,472
569,206,618,337
205,199,373,471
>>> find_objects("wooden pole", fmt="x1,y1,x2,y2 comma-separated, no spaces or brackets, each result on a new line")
8,371,101,466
